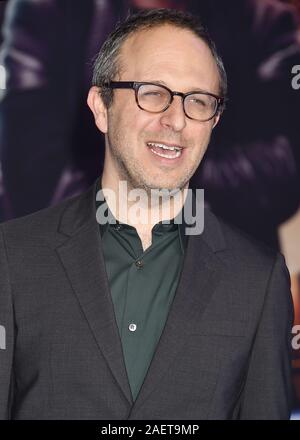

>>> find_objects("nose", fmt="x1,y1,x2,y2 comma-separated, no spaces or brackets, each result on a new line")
159,95,187,132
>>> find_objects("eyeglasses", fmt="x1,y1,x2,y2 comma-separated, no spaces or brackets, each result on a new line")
103,81,225,122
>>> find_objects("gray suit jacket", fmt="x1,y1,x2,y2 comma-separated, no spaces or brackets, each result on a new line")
0,179,294,419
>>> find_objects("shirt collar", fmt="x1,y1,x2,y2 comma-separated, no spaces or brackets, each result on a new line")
95,176,189,252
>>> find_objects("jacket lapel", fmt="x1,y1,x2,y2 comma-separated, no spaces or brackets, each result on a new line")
55,180,133,404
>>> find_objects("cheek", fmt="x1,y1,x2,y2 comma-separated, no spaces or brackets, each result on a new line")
115,105,145,133
191,126,213,154
125,112,158,142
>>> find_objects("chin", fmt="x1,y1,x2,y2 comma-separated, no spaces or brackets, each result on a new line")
147,181,185,192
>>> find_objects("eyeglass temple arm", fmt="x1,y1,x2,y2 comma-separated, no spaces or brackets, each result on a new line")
104,81,135,89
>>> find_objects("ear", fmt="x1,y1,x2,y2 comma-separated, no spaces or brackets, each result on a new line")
87,86,108,134
212,112,221,129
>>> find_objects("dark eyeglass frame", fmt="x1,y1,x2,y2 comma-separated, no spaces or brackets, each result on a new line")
103,81,225,121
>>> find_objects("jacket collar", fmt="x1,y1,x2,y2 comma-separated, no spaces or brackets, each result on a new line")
58,177,226,254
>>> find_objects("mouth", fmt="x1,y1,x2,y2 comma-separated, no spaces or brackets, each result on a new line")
146,141,184,159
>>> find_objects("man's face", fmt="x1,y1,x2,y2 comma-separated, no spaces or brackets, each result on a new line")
90,25,221,192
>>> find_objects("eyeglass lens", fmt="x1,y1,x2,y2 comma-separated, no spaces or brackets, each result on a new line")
137,84,217,121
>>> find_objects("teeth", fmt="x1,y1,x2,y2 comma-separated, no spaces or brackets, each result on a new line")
151,149,181,159
147,142,182,151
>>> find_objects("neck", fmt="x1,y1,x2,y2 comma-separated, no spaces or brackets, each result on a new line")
101,168,188,235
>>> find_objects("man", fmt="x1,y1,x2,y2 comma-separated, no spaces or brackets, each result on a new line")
0,9,294,419
2,1,300,254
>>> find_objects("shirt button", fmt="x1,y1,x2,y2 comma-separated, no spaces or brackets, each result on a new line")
129,323,137,332
114,224,122,231
135,259,144,269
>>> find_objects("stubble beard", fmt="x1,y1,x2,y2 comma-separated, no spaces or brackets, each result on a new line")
106,129,200,196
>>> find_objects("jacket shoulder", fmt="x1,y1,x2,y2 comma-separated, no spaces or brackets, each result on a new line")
0,191,84,248
205,207,279,266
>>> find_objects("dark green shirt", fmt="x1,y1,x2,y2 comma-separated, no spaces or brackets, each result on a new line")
95,180,187,401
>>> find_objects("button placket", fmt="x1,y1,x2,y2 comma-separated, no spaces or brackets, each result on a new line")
128,323,137,332
135,259,144,269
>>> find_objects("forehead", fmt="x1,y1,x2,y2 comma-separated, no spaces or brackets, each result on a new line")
118,24,220,93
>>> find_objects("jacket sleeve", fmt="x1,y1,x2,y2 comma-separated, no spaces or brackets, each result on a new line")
237,252,294,419
0,225,15,419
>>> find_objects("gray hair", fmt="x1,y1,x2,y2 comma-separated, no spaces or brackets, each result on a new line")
92,8,227,112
